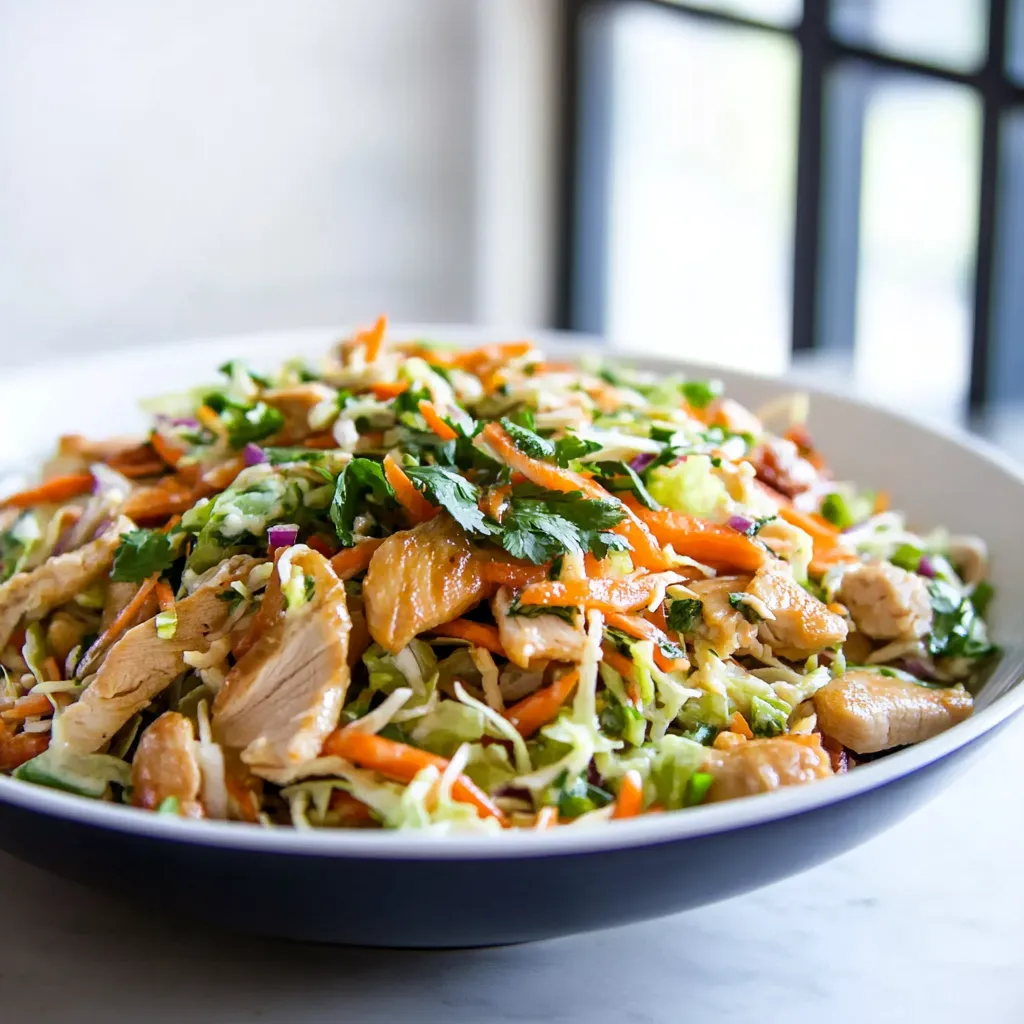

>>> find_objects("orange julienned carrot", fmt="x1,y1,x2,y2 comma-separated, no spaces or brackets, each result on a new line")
603,611,687,673
195,404,225,436
730,711,754,740
359,314,388,363
517,573,672,615
302,431,339,450
612,769,644,819
601,646,636,683
452,341,534,374
479,484,512,524
1,691,70,722
417,400,459,442
1,472,94,510
150,431,185,468
329,539,384,580
623,497,768,573
103,576,159,642
382,453,437,523
429,619,506,657
329,790,376,825
371,380,409,401
321,729,506,824
42,656,62,683
504,669,580,738
0,727,50,771
154,580,176,613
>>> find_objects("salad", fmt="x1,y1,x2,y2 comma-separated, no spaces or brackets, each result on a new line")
0,318,996,832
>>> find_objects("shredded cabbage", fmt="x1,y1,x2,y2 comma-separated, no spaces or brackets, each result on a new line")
646,455,732,521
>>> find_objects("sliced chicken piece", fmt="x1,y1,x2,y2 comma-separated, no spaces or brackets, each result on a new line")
814,669,973,754
705,736,833,803
131,712,204,817
492,586,585,668
687,575,759,658
213,547,351,776
747,560,848,659
363,514,489,653
262,384,336,444
0,515,133,651
838,561,933,641
57,555,260,755
100,579,145,632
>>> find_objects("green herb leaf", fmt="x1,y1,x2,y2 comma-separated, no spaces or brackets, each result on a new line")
329,459,397,547
403,465,497,537
218,359,272,389
506,598,578,625
111,529,178,583
556,774,613,819
667,598,703,634
926,580,996,660
971,580,995,617
680,379,723,410
500,418,555,459
591,460,660,511
219,401,285,449
749,694,788,737
553,434,603,467
728,593,762,624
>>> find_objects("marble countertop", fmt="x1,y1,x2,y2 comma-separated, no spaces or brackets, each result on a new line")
3,720,1022,1024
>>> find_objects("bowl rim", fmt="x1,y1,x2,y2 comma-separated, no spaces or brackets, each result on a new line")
0,324,1022,862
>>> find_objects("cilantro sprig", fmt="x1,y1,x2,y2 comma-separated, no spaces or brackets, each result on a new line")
111,529,180,583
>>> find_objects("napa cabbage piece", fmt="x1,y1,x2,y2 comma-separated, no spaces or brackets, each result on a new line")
14,745,131,799
646,455,732,521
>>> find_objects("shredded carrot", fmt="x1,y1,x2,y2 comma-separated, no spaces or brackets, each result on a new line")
788,732,827,753
534,805,559,830
1,472,94,510
150,431,185,468
428,619,506,657
359,314,388,363
42,656,62,682
603,611,688,674
624,497,768,573
452,341,534,375
479,484,512,524
770,499,859,576
89,576,159,656
321,729,506,824
329,539,384,581
329,790,376,825
1,691,70,723
480,560,551,588
730,711,754,740
417,400,458,442
481,423,673,570
382,453,437,523
154,580,175,613
504,669,579,738
195,404,224,436
0,725,49,770
874,490,890,514
612,769,644,819
371,380,409,401
302,431,339,450
162,514,182,534
601,646,636,684
517,572,672,615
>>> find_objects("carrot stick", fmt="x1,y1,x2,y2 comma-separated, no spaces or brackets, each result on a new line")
480,561,551,588
604,611,688,673
428,619,506,657
534,805,559,830
360,315,388,363
417,400,458,442
328,789,376,825
480,484,512,524
0,725,49,771
371,381,409,401
612,769,644,819
504,669,579,738
321,729,506,824
517,573,672,615
329,539,384,580
1,472,93,510
623,496,767,573
42,656,62,682
155,580,176,613
382,453,437,523
90,576,159,655
601,646,636,683
770,500,858,576
150,431,185,468
730,711,754,740
1,691,70,722
452,341,534,374
195,404,225,436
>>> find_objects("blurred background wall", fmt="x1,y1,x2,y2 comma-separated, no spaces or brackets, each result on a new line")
0,0,557,365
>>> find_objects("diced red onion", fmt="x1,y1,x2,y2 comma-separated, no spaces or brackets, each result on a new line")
629,452,655,473
244,443,267,467
267,524,299,552
728,514,755,534
917,555,936,578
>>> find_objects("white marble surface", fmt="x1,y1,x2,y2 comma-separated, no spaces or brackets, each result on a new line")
3,719,1022,1024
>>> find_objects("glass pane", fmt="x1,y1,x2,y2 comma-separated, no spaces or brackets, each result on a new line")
832,0,988,72
1009,0,1024,83
602,4,798,375
853,74,981,422
664,0,801,28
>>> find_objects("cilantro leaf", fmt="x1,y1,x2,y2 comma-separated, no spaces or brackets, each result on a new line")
215,400,284,449
749,694,789,738
728,593,762,623
739,515,776,538
111,529,178,583
554,434,602,467
403,465,497,536
506,599,578,625
971,580,995,617
667,598,703,634
330,459,397,547
591,460,660,511
926,580,996,660
500,418,554,460
680,379,723,410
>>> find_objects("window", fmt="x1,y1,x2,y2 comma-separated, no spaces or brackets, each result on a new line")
558,0,1024,421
